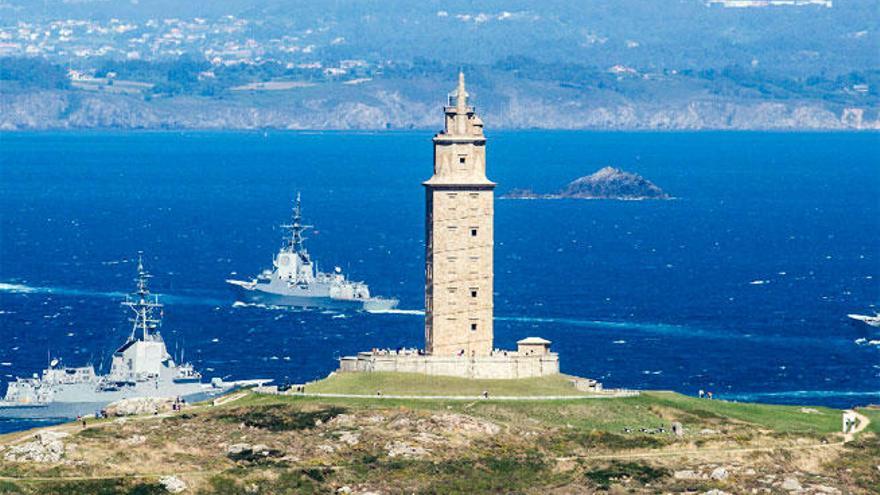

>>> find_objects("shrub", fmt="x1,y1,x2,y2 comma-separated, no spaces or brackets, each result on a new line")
218,405,346,431
585,461,670,489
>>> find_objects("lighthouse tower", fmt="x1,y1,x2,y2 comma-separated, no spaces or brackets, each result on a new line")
338,72,562,381
424,72,496,357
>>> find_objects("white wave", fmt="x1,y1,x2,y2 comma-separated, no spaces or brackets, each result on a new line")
100,259,129,266
332,314,348,319
749,279,769,285
231,301,285,310
613,340,626,344
367,308,425,315
1,280,222,306
0,283,37,293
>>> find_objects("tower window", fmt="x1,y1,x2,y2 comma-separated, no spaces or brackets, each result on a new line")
459,156,466,164
470,288,478,298
470,323,478,331
470,227,478,237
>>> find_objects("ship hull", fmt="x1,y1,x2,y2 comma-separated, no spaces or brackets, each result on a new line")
229,283,397,312
0,388,226,420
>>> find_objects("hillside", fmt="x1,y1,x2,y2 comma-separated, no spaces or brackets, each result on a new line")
0,0,878,130
0,376,876,494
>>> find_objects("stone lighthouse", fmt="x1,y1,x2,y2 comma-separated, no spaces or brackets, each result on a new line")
424,72,495,357
338,73,561,380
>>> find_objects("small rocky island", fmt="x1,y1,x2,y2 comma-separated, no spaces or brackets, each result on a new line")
503,166,671,200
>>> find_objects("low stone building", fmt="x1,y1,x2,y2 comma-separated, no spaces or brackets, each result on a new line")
339,338,559,379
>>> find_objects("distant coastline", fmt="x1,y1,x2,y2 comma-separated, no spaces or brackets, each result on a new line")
1,88,878,132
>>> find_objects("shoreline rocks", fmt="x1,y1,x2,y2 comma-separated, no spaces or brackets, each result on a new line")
106,396,175,416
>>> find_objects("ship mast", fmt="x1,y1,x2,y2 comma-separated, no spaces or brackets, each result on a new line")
281,192,310,254
123,253,162,342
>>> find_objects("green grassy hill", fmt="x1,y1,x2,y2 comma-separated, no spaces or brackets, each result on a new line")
0,376,875,494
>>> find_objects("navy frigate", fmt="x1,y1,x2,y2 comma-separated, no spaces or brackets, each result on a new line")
226,194,398,311
0,257,263,420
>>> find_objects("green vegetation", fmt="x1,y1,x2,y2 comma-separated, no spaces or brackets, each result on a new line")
205,470,324,495
584,461,670,489
0,58,70,90
639,391,842,434
236,377,844,436
304,372,593,397
0,479,165,495
1,384,874,494
217,404,346,431
335,452,555,494
858,407,880,434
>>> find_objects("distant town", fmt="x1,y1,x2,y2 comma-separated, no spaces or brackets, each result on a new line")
0,0,876,130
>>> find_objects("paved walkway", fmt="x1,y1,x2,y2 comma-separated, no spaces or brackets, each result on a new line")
281,391,639,401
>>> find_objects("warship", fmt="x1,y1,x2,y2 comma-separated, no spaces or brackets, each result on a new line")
226,194,398,311
0,257,263,420
848,312,880,328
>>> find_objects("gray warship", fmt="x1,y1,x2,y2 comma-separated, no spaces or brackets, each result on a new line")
0,258,263,420
226,194,398,311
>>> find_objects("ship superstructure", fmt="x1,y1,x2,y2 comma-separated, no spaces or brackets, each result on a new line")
226,194,398,311
0,257,257,420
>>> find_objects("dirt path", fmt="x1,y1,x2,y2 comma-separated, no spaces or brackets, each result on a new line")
843,409,870,442
286,391,638,400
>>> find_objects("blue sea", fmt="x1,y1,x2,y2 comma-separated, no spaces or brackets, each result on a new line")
0,131,878,433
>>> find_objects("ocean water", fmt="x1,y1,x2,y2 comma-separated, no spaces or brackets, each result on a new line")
0,131,878,432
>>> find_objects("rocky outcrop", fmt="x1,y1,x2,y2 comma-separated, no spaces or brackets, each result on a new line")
502,167,670,200
3,430,69,463
159,475,187,494
105,396,174,416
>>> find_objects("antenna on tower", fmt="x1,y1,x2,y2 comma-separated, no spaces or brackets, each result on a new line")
124,252,163,342
281,192,311,253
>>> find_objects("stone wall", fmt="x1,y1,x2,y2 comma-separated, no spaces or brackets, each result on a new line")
338,351,559,379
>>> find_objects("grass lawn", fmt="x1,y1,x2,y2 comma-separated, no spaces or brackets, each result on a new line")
229,384,845,437
636,391,843,434
303,372,596,397
858,407,880,434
